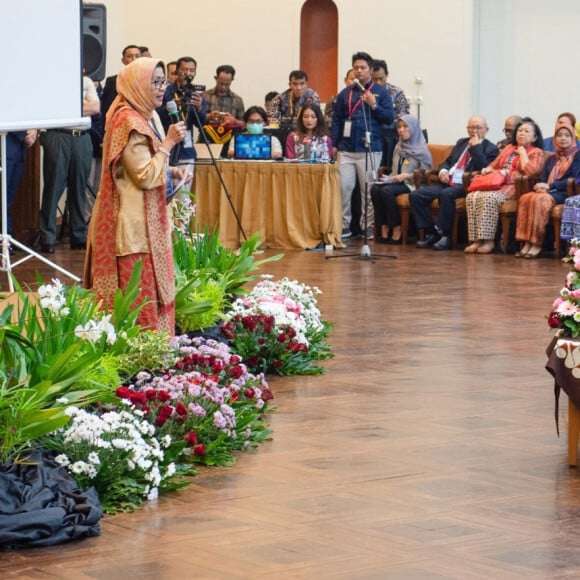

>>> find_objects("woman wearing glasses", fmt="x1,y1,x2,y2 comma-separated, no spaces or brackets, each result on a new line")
465,117,545,254
84,58,187,333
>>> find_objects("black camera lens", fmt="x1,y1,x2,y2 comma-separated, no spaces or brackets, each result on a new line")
185,74,194,83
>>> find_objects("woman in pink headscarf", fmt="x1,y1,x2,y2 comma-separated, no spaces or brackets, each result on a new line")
84,57,186,333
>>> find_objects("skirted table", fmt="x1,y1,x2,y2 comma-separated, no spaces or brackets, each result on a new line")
193,161,345,250
546,335,580,466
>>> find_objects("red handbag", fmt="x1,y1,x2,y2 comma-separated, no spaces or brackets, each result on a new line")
467,170,507,192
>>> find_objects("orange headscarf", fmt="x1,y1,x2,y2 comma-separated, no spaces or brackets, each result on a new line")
106,57,164,126
549,122,578,182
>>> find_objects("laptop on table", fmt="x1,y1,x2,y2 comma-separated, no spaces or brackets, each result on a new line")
233,133,273,161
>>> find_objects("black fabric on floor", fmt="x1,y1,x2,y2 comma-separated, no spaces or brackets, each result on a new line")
0,450,102,550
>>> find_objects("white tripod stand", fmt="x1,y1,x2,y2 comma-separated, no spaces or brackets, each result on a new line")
1,131,81,292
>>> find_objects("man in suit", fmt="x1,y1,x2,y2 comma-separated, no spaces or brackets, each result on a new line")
410,115,499,250
100,45,141,123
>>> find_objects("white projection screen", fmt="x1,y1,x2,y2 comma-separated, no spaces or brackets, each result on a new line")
0,0,86,131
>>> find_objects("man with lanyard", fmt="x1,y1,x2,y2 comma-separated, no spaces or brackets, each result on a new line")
267,70,320,128
331,52,394,240
409,115,499,250
158,56,207,171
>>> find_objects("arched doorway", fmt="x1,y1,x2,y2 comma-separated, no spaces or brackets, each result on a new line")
300,0,338,103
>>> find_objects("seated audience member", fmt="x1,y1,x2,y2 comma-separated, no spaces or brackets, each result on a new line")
370,114,432,244
544,112,580,152
285,104,333,162
267,70,320,127
204,65,245,121
465,117,544,255
515,122,580,258
371,59,410,172
561,175,580,241
167,61,177,85
497,115,522,151
227,106,283,159
410,116,499,251
324,69,355,130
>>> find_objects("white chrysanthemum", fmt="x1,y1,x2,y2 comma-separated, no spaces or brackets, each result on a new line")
88,451,101,465
54,454,70,466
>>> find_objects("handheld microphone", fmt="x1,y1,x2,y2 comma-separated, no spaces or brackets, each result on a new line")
166,100,181,123
165,100,182,166
353,78,366,92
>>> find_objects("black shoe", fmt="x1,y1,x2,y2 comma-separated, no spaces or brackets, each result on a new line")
387,237,402,245
41,243,55,254
416,233,440,249
70,241,86,250
433,236,451,251
377,237,391,245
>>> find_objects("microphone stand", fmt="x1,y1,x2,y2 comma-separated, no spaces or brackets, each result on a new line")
327,86,397,263
180,91,247,241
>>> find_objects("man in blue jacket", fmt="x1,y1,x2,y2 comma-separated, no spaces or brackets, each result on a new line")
331,52,394,240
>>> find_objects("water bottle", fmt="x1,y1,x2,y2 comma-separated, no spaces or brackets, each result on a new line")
320,139,329,162
311,139,317,164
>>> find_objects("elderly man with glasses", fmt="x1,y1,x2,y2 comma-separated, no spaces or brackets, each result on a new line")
409,115,499,250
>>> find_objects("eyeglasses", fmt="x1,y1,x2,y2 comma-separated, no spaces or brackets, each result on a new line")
467,125,486,131
503,128,514,135
151,79,168,90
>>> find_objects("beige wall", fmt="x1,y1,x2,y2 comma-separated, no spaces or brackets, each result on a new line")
93,0,580,146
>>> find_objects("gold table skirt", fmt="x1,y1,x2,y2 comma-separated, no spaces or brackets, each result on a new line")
193,161,345,249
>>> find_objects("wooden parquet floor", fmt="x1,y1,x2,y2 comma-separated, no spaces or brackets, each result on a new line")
2,240,580,579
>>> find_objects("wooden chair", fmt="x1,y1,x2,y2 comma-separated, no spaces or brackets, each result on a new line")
394,144,454,244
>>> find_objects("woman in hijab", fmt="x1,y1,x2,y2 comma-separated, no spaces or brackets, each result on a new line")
370,114,432,243
84,57,186,334
516,122,580,257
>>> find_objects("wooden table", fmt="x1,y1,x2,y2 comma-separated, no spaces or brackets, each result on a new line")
193,160,345,250
546,336,580,466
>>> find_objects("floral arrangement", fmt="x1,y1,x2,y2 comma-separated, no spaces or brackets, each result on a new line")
116,336,273,467
548,239,580,337
44,402,187,513
220,276,333,375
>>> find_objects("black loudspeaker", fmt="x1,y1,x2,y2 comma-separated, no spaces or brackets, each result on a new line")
83,3,106,81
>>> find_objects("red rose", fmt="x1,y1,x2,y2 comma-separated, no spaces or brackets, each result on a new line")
244,388,255,399
157,390,171,402
261,389,274,401
129,391,147,406
193,444,206,456
145,389,157,401
277,333,287,343
155,404,174,427
175,401,188,417
257,338,265,345
230,390,239,404
185,431,198,445
230,355,241,365
273,360,283,368
115,386,132,399
548,313,561,328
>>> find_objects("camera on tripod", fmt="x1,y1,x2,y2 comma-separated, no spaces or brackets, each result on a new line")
183,75,205,93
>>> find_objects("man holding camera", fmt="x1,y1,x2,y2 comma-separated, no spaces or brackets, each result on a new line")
158,56,207,165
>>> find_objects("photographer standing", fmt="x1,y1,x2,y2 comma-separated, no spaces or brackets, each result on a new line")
158,56,207,167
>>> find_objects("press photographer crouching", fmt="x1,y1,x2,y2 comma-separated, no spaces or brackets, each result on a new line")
157,56,207,169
